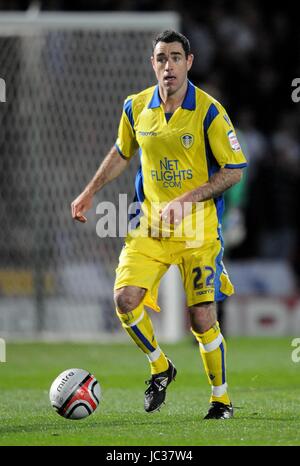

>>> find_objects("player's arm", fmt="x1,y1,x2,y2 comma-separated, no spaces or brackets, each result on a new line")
161,103,247,224
71,145,129,223
190,102,246,202
185,167,243,203
160,168,243,224
72,94,137,223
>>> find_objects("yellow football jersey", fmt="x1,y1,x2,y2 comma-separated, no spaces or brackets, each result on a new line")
115,81,247,243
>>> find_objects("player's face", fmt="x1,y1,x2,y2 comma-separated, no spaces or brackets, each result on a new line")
151,41,193,96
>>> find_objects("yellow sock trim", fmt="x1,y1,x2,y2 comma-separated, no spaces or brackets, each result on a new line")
150,352,169,375
191,321,220,345
117,302,144,328
210,392,231,405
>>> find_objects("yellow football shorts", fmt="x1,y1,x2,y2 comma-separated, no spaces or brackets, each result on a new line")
114,235,234,312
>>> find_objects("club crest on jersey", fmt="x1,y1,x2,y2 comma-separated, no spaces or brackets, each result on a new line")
181,133,194,149
227,130,241,151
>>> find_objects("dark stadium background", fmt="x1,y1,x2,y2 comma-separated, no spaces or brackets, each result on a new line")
0,1,299,338
1,0,298,283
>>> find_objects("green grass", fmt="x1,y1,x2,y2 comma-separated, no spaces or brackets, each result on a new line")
0,338,299,446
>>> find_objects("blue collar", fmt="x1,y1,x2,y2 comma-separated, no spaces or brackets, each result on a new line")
148,80,196,110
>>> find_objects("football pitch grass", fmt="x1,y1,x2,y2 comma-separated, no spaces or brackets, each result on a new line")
0,337,299,446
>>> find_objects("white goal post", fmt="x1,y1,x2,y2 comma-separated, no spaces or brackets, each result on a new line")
0,11,186,342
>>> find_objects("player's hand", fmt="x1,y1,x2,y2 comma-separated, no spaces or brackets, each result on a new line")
71,190,93,223
159,195,192,225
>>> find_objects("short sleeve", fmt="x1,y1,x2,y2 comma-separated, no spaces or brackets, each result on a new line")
205,102,248,169
115,97,139,160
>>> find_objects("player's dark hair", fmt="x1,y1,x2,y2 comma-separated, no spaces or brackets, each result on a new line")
152,30,191,58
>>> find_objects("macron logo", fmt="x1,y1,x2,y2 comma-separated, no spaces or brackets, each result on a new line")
138,131,158,136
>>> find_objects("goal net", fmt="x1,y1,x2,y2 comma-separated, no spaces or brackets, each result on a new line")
0,12,185,341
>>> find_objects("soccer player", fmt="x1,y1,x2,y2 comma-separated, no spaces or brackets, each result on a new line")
71,30,247,419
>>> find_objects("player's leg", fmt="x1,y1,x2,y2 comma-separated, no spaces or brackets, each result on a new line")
178,239,234,419
114,235,177,412
114,285,169,375
189,302,233,419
